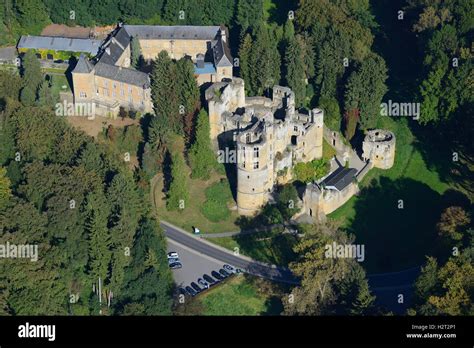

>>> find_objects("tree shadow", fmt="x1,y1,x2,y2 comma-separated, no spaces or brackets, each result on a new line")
411,105,474,196
347,177,470,273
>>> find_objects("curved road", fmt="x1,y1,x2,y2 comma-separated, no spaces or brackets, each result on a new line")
161,221,299,284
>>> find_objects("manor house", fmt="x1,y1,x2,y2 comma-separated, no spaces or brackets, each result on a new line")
71,24,232,116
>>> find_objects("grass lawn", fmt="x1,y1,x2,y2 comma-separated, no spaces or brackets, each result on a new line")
210,229,297,266
49,74,70,94
328,116,458,273
154,170,240,234
323,138,337,160
197,275,282,315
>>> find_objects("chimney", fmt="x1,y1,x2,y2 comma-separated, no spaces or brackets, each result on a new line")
220,27,226,43
196,53,205,69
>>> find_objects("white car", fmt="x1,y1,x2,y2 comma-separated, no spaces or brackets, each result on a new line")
167,252,179,259
223,264,236,274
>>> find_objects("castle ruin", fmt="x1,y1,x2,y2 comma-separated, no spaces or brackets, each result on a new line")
205,78,324,216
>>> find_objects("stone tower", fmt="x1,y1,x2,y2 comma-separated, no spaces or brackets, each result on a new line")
362,129,396,169
236,120,273,215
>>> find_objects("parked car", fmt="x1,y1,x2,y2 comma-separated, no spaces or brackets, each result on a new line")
223,264,236,273
197,278,209,289
235,268,244,274
185,286,197,297
203,274,217,285
168,257,180,264
169,262,182,269
219,269,230,278
211,271,224,281
167,252,179,259
190,282,202,293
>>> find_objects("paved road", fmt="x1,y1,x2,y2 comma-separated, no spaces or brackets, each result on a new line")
161,221,299,284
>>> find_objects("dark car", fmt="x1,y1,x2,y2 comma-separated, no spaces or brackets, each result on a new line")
190,282,202,293
185,286,197,297
203,274,217,285
219,269,230,278
169,262,182,269
211,271,224,281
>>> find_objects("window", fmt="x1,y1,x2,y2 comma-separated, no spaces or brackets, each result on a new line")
254,147,259,158
294,126,298,132
120,89,124,96
79,91,86,98
113,83,117,89
112,91,116,97
104,80,108,88
129,96,133,103
253,162,259,169
128,86,133,94
103,89,109,96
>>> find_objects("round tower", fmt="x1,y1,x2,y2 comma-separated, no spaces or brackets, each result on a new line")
362,129,396,169
236,126,271,216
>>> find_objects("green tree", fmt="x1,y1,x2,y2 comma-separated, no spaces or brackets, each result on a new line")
318,96,341,131
0,167,12,209
118,218,173,315
285,35,306,106
437,206,470,244
252,25,281,95
283,222,375,315
236,0,263,34
343,108,359,141
344,54,387,130
238,33,253,93
276,184,300,220
166,150,189,211
86,191,112,281
176,57,200,142
130,36,142,69
189,109,217,179
151,51,181,134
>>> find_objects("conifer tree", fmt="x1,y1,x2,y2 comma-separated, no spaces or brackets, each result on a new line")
166,150,189,211
189,109,217,179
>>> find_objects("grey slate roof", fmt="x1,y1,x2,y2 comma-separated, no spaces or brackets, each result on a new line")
212,37,232,67
94,62,150,88
18,35,101,55
123,25,220,40
321,167,357,191
98,40,126,65
73,54,94,73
